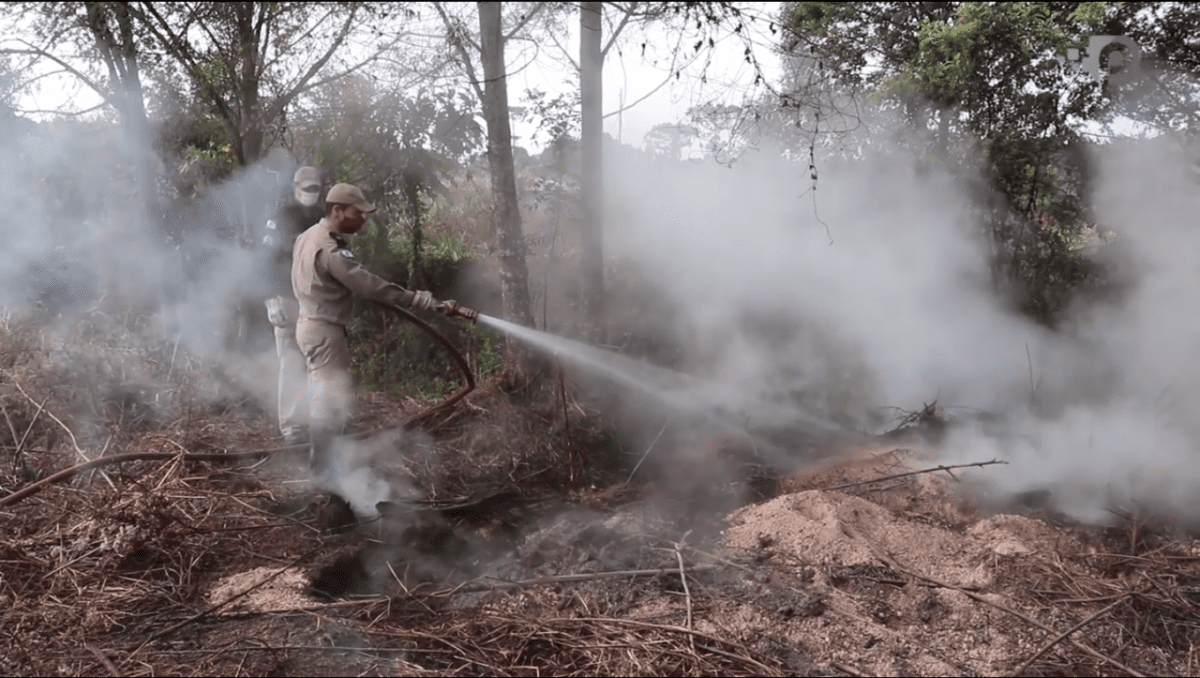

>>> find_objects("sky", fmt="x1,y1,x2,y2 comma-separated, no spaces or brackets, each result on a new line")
6,2,786,154
505,3,785,151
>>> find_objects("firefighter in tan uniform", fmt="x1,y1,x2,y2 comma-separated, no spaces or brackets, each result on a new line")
292,183,436,471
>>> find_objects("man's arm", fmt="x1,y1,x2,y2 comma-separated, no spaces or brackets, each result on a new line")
322,248,416,308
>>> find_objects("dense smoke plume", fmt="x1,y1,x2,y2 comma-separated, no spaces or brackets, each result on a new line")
603,128,1200,523
0,116,291,436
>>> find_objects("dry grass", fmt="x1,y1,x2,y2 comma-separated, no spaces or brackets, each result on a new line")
3,313,1200,677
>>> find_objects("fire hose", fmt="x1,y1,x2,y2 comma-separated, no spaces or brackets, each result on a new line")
386,298,479,429
0,299,482,510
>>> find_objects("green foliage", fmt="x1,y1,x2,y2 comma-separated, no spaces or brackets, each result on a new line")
351,206,477,293
1071,2,1107,27
787,1,1116,323
1103,2,1200,138
350,315,504,401
346,215,498,400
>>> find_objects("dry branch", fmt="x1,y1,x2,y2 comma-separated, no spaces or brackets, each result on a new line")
432,565,719,595
1010,593,1134,677
897,567,1148,677
0,446,304,509
821,459,1007,492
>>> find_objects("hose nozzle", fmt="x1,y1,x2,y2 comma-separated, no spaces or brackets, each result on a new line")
438,299,479,323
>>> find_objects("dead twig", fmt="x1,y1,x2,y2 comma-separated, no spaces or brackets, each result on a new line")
821,459,1007,492
0,447,299,509
625,417,671,486
675,531,695,652
430,565,719,596
896,566,1148,677
9,378,89,465
563,617,781,675
7,396,46,475
86,643,122,677
1010,593,1134,677
127,543,324,660
831,661,869,677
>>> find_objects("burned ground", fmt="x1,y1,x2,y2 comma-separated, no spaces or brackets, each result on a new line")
2,321,1199,677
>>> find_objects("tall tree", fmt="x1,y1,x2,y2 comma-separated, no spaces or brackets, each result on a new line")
1,2,167,239
1103,2,1200,138
298,74,483,287
580,1,604,342
551,2,755,338
478,2,537,369
436,1,545,382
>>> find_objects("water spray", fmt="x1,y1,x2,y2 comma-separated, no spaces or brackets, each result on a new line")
474,314,849,439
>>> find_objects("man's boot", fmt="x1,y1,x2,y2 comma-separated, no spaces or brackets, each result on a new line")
309,428,335,476
282,425,308,448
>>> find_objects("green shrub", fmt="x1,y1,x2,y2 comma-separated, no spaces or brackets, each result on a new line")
347,220,500,401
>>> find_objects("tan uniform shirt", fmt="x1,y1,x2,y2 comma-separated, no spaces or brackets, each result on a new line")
292,219,414,327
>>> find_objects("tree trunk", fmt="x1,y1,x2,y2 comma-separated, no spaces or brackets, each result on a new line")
84,2,159,228
235,1,263,164
478,2,538,385
579,1,604,343
403,175,424,289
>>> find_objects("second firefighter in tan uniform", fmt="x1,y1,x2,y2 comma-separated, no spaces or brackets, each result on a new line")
291,183,435,470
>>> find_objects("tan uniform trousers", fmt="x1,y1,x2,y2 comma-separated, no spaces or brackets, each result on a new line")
264,297,309,440
295,317,353,437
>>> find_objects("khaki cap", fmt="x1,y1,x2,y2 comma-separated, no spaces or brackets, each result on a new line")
293,166,321,188
325,183,376,213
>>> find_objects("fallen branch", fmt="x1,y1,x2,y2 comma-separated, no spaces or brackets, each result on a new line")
192,565,726,619
830,661,868,677
675,533,696,652
625,417,671,486
821,459,1007,492
0,445,305,509
11,396,47,474
10,379,88,465
1010,593,1133,677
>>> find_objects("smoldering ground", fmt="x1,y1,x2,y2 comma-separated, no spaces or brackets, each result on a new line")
597,127,1200,525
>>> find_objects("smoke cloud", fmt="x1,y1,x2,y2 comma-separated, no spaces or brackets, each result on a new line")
604,127,1200,523
0,115,291,434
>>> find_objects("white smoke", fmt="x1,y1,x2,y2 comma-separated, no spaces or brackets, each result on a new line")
604,128,1200,522
0,115,292,425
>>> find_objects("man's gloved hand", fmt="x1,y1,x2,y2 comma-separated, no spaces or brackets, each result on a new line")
409,289,436,311
263,220,278,247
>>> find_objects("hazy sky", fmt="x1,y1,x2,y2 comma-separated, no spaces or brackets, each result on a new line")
8,3,784,153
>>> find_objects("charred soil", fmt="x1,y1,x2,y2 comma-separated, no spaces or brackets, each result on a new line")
2,328,1198,677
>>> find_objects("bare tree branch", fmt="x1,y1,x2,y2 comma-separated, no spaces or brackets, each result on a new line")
255,5,362,128
262,5,338,72
434,2,484,102
503,1,548,41
601,1,637,58
0,43,119,111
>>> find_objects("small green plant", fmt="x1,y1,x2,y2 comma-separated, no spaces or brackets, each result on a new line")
474,327,503,380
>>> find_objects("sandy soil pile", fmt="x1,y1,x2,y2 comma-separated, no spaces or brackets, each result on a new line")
686,447,1196,676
